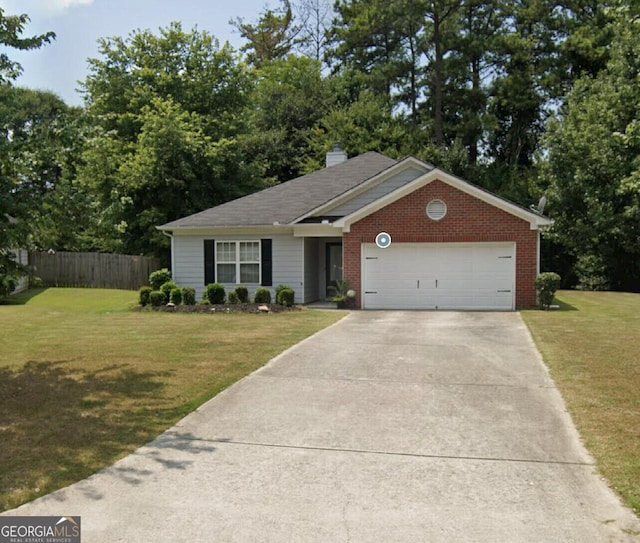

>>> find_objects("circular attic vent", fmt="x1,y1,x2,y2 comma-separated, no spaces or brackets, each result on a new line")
426,199,447,221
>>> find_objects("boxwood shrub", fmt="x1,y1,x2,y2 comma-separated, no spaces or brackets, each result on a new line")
277,288,295,307
139,286,153,307
228,291,240,304
160,281,178,300
149,290,166,307
149,268,172,291
169,288,182,305
535,272,561,309
254,287,271,304
205,283,226,304
234,285,249,303
181,286,196,306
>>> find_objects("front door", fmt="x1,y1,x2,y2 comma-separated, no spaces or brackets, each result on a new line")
326,243,343,298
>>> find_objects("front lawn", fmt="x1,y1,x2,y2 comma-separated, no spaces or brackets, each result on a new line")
522,291,640,514
0,288,345,512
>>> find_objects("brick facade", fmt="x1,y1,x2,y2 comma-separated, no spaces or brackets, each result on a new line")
344,180,539,309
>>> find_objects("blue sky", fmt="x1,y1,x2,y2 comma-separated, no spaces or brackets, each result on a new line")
0,0,268,105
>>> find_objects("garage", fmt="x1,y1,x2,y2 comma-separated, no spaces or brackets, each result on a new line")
362,242,515,310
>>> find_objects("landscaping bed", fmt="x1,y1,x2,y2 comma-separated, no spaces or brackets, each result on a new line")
138,303,301,314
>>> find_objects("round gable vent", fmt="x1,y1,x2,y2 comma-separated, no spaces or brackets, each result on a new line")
426,199,447,221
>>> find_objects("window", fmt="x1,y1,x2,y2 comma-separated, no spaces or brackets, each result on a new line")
216,241,260,284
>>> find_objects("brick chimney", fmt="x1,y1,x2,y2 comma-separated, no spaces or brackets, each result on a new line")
326,142,348,168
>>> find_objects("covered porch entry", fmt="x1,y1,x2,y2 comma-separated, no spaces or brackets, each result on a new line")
303,237,343,302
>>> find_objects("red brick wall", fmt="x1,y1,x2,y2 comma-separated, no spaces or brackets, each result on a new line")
344,179,539,309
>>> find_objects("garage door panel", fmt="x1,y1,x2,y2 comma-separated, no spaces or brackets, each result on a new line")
363,243,515,310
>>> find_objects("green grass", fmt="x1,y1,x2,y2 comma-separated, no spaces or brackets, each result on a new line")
522,291,640,514
0,288,345,512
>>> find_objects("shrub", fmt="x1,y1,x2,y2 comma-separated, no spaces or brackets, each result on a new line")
254,287,272,304
277,287,295,307
169,288,182,305
535,272,561,309
160,281,178,300
138,286,153,306
205,283,226,304
234,285,249,303
275,284,288,303
181,286,196,306
149,268,172,291
149,290,166,307
228,291,240,304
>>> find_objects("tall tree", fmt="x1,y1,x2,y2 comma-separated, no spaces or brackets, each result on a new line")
79,23,261,256
293,0,334,64
241,55,330,183
232,0,299,67
543,3,640,291
0,7,55,296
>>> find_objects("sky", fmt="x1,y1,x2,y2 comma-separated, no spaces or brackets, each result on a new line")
0,0,268,105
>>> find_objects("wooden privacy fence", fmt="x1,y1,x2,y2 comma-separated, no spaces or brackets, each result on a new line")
30,251,163,290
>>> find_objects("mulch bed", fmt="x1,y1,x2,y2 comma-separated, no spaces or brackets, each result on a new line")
136,303,301,314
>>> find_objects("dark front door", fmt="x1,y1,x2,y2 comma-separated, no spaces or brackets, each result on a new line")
326,242,343,298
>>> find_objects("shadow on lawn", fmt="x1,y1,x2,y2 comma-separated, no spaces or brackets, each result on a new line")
0,360,191,511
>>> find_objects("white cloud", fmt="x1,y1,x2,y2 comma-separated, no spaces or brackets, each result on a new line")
0,0,93,15
47,0,94,11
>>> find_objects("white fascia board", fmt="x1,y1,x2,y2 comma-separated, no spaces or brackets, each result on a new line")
163,225,294,237
292,224,344,238
292,156,433,223
335,169,553,232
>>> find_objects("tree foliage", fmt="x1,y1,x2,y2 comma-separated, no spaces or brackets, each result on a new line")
543,4,640,291
1,7,56,295
79,23,263,256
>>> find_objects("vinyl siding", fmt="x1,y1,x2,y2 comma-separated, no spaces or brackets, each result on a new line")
172,233,304,303
327,167,424,217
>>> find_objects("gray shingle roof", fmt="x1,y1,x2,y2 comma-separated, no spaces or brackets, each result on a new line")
159,151,398,229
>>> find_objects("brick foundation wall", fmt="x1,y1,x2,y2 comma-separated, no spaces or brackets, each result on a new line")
343,180,539,309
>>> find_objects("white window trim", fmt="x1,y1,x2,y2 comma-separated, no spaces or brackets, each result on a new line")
215,240,261,285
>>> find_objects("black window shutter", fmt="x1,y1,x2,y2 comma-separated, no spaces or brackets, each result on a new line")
204,239,215,285
261,239,272,286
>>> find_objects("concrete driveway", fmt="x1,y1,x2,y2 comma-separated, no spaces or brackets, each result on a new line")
5,311,640,542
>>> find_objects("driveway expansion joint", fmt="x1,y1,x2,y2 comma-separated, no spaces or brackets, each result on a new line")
201,437,594,467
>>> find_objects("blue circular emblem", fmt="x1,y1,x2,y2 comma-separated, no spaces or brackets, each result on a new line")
375,232,392,249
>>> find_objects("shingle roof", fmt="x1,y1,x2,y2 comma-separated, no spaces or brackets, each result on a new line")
159,151,398,229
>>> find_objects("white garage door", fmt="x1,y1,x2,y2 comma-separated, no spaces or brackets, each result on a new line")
363,243,515,310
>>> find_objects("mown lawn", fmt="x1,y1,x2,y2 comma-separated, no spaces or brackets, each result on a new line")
0,288,345,512
522,291,640,514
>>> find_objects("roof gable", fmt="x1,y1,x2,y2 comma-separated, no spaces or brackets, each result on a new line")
334,168,553,231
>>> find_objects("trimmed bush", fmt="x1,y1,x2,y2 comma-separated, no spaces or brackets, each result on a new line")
277,287,295,307
205,283,226,304
535,272,561,309
149,268,172,291
139,286,153,307
275,284,288,304
228,291,240,304
254,287,272,304
149,290,166,307
181,286,196,306
234,285,249,303
160,281,178,300
169,288,182,305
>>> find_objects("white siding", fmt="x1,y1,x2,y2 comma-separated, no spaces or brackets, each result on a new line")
328,167,424,216
172,233,305,303
273,235,305,303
